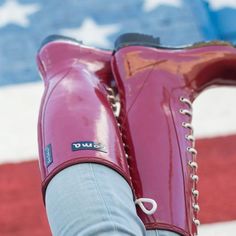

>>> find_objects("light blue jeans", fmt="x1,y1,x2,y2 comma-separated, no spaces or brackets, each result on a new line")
45,163,180,236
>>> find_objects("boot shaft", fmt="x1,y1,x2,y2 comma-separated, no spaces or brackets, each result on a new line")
37,35,112,86
112,36,236,235
37,36,131,199
112,46,196,235
113,42,236,104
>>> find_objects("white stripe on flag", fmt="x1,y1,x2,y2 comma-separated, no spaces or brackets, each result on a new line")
1,83,236,164
0,82,43,164
199,220,236,236
193,87,236,138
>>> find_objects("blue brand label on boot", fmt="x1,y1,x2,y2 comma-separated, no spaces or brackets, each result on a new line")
71,141,107,153
44,144,53,167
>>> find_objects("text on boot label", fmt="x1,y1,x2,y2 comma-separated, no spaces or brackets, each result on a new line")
72,141,107,153
44,144,53,167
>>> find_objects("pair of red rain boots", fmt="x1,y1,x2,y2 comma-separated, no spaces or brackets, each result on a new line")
37,33,236,236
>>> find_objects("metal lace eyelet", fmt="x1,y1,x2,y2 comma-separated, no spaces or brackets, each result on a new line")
107,95,116,102
187,147,197,155
193,204,200,212
185,134,195,142
179,96,192,109
192,189,199,198
193,218,200,226
111,103,117,109
191,174,199,182
179,109,192,116
105,86,113,92
189,161,198,169
182,122,193,131
106,86,116,97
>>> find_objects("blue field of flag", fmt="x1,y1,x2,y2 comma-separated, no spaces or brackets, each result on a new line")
1,0,236,87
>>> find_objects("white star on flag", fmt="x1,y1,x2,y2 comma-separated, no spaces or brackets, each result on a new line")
205,0,236,10
61,18,120,48
0,0,40,28
143,0,182,12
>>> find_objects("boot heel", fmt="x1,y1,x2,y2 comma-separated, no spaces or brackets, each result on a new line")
114,33,160,51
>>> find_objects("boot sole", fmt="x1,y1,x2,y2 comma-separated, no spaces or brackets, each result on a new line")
39,35,83,52
39,34,114,52
114,33,233,51
114,33,161,51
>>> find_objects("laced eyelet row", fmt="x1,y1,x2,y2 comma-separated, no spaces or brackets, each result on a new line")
106,85,157,216
105,86,128,156
105,86,119,116
180,96,200,229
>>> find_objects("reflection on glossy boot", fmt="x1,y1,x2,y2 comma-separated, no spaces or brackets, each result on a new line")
112,33,236,236
37,35,132,202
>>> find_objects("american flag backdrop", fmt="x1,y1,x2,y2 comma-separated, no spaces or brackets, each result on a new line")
1,0,236,235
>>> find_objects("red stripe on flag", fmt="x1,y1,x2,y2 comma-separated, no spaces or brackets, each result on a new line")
0,161,50,236
197,134,236,224
1,134,236,235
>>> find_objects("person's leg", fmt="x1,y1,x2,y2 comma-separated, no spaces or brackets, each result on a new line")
45,163,146,236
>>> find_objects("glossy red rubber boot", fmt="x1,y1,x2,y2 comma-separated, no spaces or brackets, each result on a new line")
111,33,236,236
37,35,131,200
